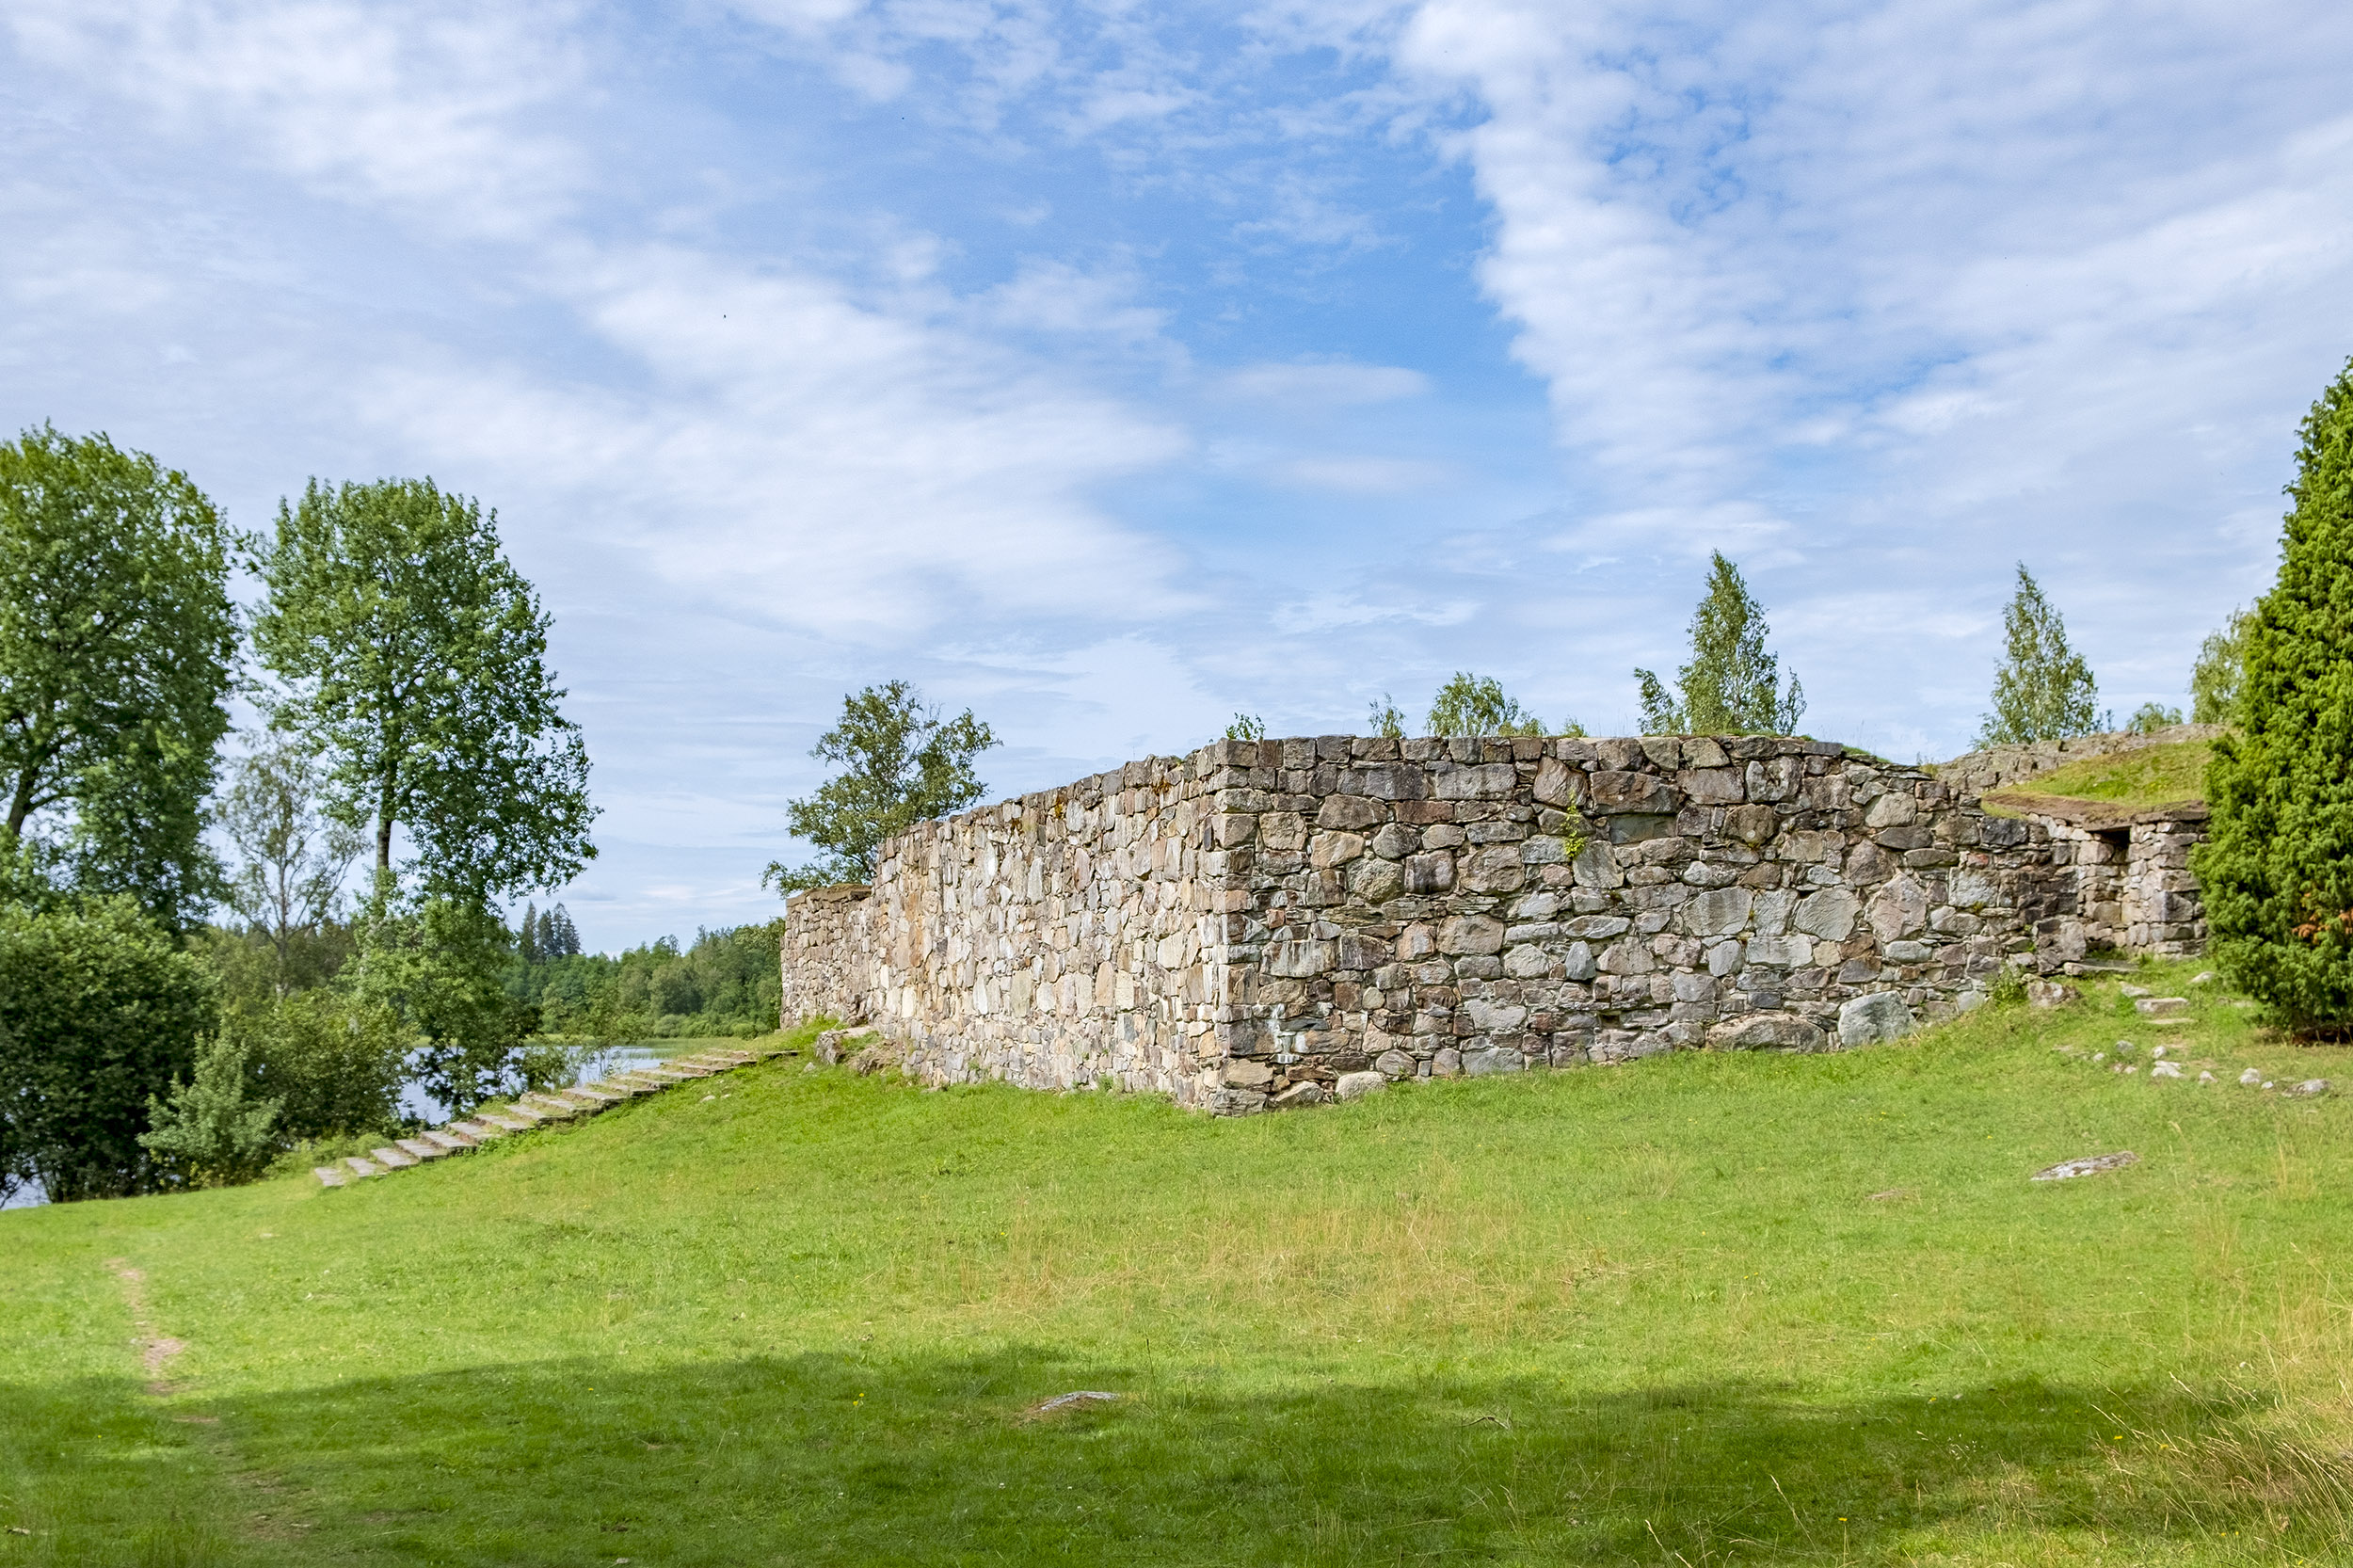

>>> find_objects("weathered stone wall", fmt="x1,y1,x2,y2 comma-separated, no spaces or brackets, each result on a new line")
783,732,2106,1112
2005,800,2210,964
1193,733,2072,1110
778,754,1231,1105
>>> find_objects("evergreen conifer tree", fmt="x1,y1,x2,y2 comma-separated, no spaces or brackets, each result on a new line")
1634,552,1803,734
2194,357,2353,1028
1977,565,2099,746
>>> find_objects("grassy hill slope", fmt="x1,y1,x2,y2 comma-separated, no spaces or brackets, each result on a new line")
6,959,2352,1566
1986,738,2213,817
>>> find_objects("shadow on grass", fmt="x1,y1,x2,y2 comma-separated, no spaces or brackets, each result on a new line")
18,1348,2339,1566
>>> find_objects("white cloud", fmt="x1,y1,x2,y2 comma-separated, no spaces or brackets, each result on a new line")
10,0,592,237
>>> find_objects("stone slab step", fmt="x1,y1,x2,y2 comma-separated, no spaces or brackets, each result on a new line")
478,1108,538,1129
370,1145,419,1169
598,1077,661,1096
448,1120,504,1140
343,1156,382,1177
557,1086,620,1107
419,1130,475,1153
518,1096,580,1118
314,1165,347,1188
394,1139,447,1162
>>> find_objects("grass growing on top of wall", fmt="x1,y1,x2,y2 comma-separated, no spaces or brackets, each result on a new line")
7,963,2352,1565
1999,738,2213,810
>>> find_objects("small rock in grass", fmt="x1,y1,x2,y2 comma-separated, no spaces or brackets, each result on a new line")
1334,1070,1385,1102
2241,1068,2263,1086
2151,1044,2167,1058
2135,997,2190,1017
2151,1062,2184,1079
2121,984,2152,999
2027,979,2079,1009
2199,1071,2216,1083
2091,1051,2106,1064
2290,1079,2330,1097
1026,1391,1122,1418
2192,971,2218,984
2031,1151,2138,1182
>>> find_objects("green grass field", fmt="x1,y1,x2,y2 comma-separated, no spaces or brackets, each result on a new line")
7,958,2352,1565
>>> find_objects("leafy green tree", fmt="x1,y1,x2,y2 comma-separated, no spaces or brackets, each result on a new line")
1426,673,1547,737
766,681,998,891
0,425,238,930
1366,695,1406,739
249,478,596,902
347,893,538,1115
0,899,216,1201
2191,607,2250,725
1635,552,1804,735
1224,713,1267,741
138,1036,281,1189
2127,702,2185,733
1976,564,2099,746
217,735,364,996
236,990,407,1142
2195,358,2353,1028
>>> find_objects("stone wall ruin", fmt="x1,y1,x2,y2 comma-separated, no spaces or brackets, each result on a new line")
778,731,2190,1112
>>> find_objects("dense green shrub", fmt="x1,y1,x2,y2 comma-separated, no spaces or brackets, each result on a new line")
138,1035,280,1188
140,990,409,1188
2194,357,2353,1029
0,900,216,1200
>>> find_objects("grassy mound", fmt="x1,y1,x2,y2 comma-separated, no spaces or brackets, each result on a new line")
6,962,2352,1565
1991,738,2212,815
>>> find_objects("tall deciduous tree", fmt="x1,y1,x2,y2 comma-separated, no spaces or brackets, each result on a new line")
767,681,997,891
1635,552,1804,735
0,425,237,929
217,735,364,995
1977,564,2099,746
249,478,596,902
2195,358,2353,1029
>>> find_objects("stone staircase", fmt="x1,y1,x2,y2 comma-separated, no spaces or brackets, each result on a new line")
312,1044,779,1188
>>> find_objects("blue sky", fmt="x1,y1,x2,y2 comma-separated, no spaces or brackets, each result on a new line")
6,0,2350,952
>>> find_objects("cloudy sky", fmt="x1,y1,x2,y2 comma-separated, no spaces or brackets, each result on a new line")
6,0,2347,952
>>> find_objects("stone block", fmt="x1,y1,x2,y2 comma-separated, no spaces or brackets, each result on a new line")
1532,756,1585,808
1463,1045,1523,1076
1680,766,1745,805
1710,1013,1829,1051
1403,852,1457,893
1266,939,1336,977
1335,1070,1386,1101
1684,886,1753,936
1588,771,1680,815
1434,763,1518,800
1310,830,1366,869
1836,991,1915,1046
1503,943,1552,979
1439,915,1506,955
1373,1048,1416,1080
1319,795,1384,831
1460,845,1527,894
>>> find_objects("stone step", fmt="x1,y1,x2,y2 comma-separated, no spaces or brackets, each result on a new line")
418,1130,475,1154
598,1076,662,1096
394,1139,447,1162
448,1120,505,1140
314,1165,347,1188
343,1156,382,1177
518,1096,580,1118
369,1145,419,1170
477,1108,538,1129
559,1085,622,1106
491,1103,548,1125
